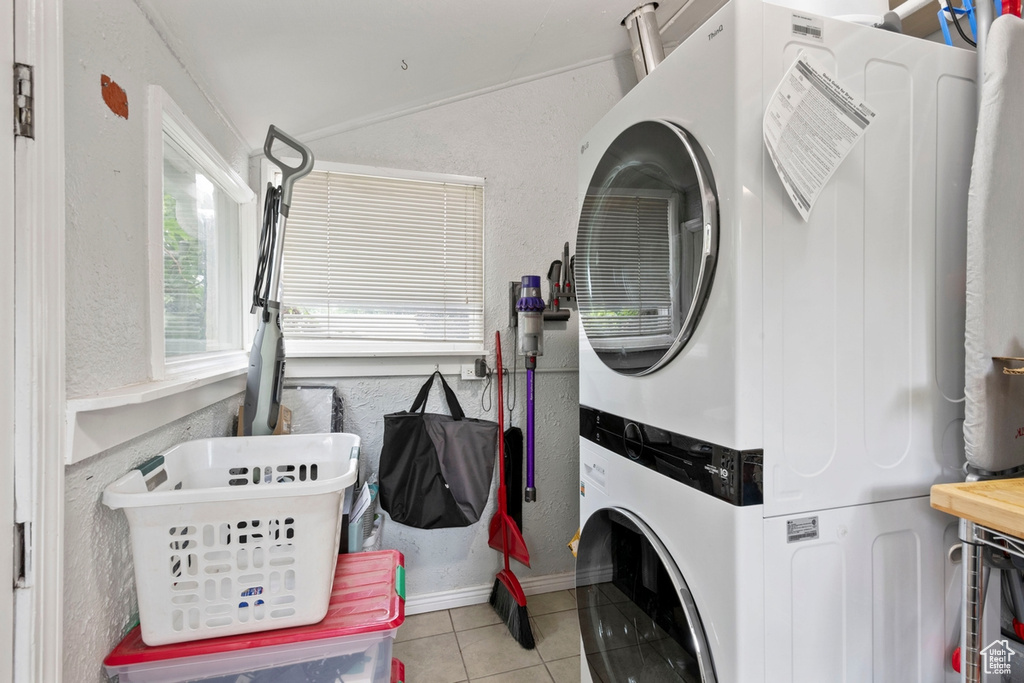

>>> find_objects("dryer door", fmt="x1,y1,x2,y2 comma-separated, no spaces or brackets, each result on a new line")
576,120,718,376
576,507,716,682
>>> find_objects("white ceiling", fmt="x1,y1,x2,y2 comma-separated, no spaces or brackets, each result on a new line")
135,0,715,151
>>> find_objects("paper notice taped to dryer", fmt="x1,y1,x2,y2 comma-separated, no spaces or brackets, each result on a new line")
763,56,876,221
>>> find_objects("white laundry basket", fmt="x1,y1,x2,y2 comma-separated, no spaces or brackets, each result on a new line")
103,432,360,646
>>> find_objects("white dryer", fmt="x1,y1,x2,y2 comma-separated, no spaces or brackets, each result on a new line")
577,0,976,517
575,1,976,681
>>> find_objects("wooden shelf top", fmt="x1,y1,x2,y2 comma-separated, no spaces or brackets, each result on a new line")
931,479,1024,538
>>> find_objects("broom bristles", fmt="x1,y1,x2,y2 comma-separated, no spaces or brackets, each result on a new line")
489,578,535,649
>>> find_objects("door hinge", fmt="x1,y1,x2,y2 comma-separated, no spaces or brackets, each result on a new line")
14,63,33,139
13,522,28,588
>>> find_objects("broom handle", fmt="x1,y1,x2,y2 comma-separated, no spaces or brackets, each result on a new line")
504,526,512,573
495,332,511,574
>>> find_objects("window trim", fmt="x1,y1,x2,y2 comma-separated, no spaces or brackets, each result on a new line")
269,157,485,189
260,158,487,360
147,85,256,381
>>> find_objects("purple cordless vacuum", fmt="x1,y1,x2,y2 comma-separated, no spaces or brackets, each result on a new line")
516,276,545,502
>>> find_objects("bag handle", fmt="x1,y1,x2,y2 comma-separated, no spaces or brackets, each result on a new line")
409,371,466,421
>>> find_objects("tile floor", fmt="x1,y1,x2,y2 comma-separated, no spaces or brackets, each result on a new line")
394,588,581,683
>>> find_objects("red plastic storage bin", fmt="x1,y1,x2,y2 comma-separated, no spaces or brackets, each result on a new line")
104,550,405,683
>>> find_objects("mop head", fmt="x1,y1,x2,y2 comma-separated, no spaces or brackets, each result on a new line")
489,576,535,649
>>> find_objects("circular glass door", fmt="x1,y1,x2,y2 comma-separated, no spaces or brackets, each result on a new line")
576,507,716,683
576,121,718,376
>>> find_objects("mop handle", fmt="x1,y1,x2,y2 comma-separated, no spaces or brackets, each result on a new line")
496,332,506,494
261,126,314,311
263,125,314,209
525,366,536,502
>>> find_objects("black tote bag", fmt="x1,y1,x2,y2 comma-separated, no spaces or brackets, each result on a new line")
379,372,498,529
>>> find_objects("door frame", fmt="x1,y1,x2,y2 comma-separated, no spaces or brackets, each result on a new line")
1,0,16,675
12,0,65,680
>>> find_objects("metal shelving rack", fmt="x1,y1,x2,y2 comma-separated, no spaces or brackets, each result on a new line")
959,519,1024,682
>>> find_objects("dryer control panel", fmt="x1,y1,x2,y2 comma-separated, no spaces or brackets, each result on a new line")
579,405,763,506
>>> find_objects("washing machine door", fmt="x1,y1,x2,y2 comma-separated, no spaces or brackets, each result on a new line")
576,120,718,376
576,507,716,682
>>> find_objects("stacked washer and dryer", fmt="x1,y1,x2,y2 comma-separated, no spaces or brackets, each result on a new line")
574,1,978,681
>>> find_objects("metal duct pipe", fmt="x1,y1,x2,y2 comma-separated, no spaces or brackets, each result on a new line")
975,0,994,114
622,3,664,82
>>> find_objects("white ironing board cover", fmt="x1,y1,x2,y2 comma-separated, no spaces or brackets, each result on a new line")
965,14,1024,472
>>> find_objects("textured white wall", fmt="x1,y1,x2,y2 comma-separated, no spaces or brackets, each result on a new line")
62,0,249,680
313,370,580,596
301,58,632,596
63,0,248,398
62,1,631,675
63,397,242,682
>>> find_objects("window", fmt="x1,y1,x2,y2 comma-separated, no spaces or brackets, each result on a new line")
148,86,255,378
276,163,485,356
161,136,241,356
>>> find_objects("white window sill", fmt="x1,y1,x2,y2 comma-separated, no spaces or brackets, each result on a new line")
65,361,247,465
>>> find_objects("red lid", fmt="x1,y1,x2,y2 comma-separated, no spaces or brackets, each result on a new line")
105,550,405,667
391,657,405,683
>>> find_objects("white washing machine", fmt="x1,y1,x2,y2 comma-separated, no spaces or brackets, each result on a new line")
575,1,976,681
577,436,764,683
578,438,954,682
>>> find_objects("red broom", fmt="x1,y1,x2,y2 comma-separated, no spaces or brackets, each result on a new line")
488,331,534,649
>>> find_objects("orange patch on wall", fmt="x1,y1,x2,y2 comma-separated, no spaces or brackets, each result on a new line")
101,75,129,119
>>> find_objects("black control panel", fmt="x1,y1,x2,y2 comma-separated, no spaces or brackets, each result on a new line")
580,405,763,507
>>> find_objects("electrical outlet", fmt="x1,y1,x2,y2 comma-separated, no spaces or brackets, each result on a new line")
461,362,484,380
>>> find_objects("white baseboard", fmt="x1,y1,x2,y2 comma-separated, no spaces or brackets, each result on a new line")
405,572,576,615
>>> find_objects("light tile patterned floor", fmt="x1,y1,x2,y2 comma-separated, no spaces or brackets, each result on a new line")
395,589,581,683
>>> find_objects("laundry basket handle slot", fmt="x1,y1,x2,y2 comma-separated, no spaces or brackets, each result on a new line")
136,454,165,476
135,454,169,491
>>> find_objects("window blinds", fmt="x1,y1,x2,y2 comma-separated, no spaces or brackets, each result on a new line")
281,169,484,353
578,194,674,342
